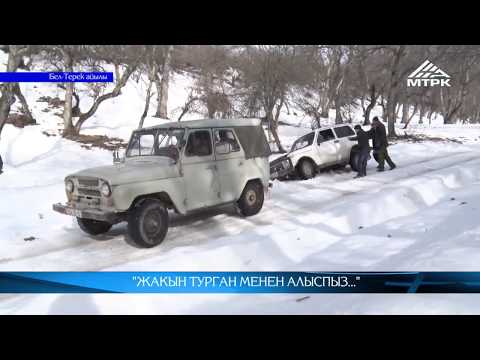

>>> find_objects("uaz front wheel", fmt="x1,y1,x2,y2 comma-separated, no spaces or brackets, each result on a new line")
77,218,112,236
127,199,169,248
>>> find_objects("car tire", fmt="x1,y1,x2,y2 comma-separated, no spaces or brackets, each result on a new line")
333,163,347,170
297,158,316,179
127,199,169,248
349,148,360,172
238,181,264,217
77,218,112,236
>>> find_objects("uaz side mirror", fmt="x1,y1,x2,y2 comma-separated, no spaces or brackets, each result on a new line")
113,148,126,164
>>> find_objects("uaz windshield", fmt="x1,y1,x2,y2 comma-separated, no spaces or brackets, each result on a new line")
126,129,185,158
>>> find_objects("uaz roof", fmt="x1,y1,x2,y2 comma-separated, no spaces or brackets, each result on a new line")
140,118,262,131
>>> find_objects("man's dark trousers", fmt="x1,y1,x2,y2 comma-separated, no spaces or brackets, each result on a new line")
357,149,370,176
377,146,395,170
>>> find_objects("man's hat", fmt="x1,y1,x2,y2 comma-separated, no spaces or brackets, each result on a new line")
354,125,362,130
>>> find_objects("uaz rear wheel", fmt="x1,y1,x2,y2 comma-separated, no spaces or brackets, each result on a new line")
238,181,264,217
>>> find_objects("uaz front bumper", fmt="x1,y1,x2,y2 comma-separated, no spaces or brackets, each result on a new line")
52,203,123,224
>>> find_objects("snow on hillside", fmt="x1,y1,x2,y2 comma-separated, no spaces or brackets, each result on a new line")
3,50,480,314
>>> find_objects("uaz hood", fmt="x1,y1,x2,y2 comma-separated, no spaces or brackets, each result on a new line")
69,157,181,186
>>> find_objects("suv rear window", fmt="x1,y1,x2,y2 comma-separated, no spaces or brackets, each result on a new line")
317,129,335,144
291,132,315,152
334,126,355,138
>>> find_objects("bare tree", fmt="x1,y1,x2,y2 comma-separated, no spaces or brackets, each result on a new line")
0,45,35,138
44,45,140,136
438,47,480,124
139,47,160,128
73,63,137,134
154,45,174,118
235,45,300,153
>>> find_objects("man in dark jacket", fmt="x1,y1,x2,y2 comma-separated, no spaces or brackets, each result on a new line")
368,117,396,171
350,124,371,178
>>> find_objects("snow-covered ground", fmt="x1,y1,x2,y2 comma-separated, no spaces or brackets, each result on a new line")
3,51,480,314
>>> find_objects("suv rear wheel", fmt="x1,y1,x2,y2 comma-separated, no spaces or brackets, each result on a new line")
238,181,264,217
127,199,169,248
349,146,360,172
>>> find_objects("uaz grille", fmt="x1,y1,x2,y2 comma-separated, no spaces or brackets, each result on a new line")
77,188,101,197
78,178,99,187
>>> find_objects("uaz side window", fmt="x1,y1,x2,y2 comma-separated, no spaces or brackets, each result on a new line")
186,130,212,157
214,129,241,152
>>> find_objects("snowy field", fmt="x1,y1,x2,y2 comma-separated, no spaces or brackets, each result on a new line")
2,52,480,314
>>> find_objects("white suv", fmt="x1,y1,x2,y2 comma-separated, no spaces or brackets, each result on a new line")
270,124,357,180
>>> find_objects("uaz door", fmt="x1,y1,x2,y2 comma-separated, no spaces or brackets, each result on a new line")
182,129,220,210
213,128,245,203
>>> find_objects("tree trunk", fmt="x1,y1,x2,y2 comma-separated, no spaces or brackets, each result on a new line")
379,96,386,119
73,65,136,134
319,93,330,118
443,112,455,125
418,103,425,124
363,86,377,126
0,89,14,136
320,108,329,118
395,103,401,121
154,77,162,116
155,45,173,119
62,53,75,137
401,102,409,124
334,98,342,124
385,46,405,137
270,120,286,153
428,110,434,126
386,99,397,137
364,103,374,125
138,80,153,129
0,45,26,139
13,84,35,122
270,97,287,153
402,103,418,129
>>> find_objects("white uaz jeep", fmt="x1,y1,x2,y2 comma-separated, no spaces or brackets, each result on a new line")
53,118,271,248
270,124,358,180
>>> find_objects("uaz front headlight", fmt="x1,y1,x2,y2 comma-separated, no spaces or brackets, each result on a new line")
66,180,74,193
100,182,112,197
